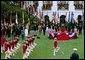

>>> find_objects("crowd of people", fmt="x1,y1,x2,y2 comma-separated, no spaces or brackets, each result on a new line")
48,25,78,40
1,13,83,59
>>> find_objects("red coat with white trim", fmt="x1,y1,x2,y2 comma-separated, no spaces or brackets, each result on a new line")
1,37,6,46
22,43,27,54
3,42,9,52
53,39,58,48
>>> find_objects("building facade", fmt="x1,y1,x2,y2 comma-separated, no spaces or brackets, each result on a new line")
10,1,84,22
36,1,84,22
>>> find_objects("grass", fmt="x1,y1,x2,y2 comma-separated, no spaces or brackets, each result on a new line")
1,31,84,59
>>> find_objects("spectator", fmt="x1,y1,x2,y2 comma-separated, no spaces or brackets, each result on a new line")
70,48,79,59
24,27,28,40
21,28,25,40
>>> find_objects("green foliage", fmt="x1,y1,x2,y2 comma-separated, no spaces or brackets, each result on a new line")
1,1,29,23
1,1,39,30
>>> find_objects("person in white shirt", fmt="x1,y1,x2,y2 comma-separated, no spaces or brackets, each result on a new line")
24,27,28,40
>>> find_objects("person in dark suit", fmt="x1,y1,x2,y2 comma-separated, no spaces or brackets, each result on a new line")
60,15,66,25
7,26,11,38
77,15,83,35
70,48,79,59
42,22,46,35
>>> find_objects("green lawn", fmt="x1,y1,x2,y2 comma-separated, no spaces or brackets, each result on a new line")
1,32,84,59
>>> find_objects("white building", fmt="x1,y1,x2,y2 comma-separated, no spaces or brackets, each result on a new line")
24,1,84,22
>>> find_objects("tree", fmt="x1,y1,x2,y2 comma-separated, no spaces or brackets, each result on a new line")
1,1,29,24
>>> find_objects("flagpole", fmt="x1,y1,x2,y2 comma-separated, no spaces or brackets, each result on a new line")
16,12,18,24
66,12,67,22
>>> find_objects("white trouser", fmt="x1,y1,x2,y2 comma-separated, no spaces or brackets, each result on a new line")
31,44,34,49
53,47,60,56
26,48,31,53
16,43,21,49
34,42,37,46
11,48,15,56
23,53,28,59
29,46,33,50
5,50,11,59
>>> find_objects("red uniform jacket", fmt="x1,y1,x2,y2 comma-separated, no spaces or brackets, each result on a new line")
13,40,17,47
1,37,6,46
8,42,11,50
3,42,9,52
53,40,58,48
32,37,35,44
11,40,15,49
22,44,27,54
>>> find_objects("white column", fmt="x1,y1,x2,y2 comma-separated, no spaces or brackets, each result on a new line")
37,1,43,13
52,1,57,12
69,1,75,11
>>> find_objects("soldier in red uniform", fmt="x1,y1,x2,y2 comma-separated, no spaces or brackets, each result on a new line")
31,35,36,48
16,37,20,50
29,36,34,49
1,36,6,53
26,40,31,52
3,41,11,59
22,42,28,59
53,38,60,56
9,40,14,56
10,38,17,56
27,36,32,50
8,40,12,57
13,37,20,54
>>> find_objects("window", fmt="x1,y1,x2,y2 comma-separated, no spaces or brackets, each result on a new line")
57,1,68,10
74,1,84,9
43,1,52,10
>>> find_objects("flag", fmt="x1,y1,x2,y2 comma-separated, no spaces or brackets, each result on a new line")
16,12,18,24
71,12,74,23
